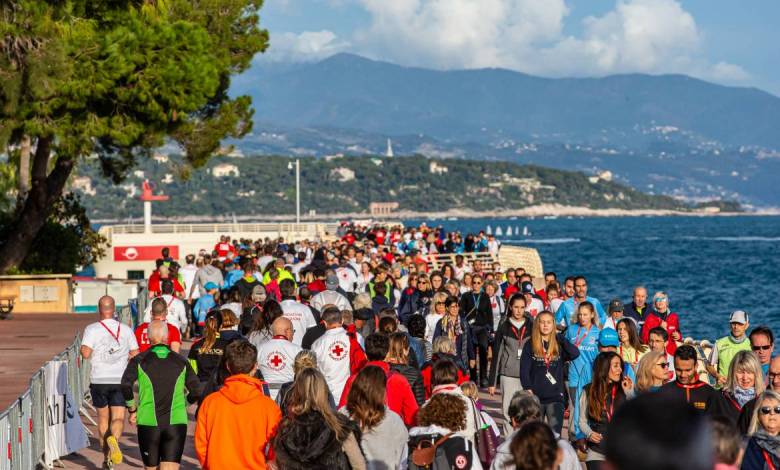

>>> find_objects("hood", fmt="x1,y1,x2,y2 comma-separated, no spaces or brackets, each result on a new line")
219,330,243,342
219,375,266,404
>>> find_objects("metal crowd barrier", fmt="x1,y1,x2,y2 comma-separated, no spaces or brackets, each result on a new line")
0,333,93,469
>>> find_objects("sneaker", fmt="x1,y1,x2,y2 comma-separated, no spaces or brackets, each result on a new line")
105,435,123,465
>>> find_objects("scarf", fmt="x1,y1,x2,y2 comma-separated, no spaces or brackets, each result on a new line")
733,386,756,407
441,314,463,343
753,432,780,461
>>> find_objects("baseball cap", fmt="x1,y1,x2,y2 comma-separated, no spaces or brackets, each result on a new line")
608,298,624,313
204,282,218,291
599,328,620,347
521,281,534,295
729,310,749,325
326,273,340,290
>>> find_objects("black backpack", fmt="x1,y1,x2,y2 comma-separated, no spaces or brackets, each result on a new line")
408,432,474,470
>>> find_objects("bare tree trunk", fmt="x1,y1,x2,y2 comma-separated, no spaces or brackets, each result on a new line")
16,134,31,203
0,137,75,273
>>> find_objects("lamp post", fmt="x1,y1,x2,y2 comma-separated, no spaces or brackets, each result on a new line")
288,159,300,224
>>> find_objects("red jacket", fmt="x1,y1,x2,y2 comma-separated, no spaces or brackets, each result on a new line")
421,356,470,399
339,360,418,427
641,310,681,355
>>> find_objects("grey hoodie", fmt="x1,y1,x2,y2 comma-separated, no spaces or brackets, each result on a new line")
195,264,224,296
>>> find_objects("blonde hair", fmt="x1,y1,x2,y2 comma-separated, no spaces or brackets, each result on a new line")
749,390,780,434
287,368,349,440
432,291,449,306
725,350,765,395
293,350,318,377
531,311,559,359
635,350,666,393
432,336,455,355
460,381,479,400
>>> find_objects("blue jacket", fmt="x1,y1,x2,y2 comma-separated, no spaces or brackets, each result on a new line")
741,435,780,470
193,294,216,324
519,334,580,405
555,296,607,328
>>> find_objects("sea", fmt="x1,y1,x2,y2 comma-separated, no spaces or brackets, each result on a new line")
405,215,780,342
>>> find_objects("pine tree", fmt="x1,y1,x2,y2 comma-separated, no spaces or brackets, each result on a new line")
0,0,268,272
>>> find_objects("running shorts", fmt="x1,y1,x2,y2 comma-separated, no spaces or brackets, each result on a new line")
89,384,125,408
137,424,187,467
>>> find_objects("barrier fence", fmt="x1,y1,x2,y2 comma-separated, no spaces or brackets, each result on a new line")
0,304,136,469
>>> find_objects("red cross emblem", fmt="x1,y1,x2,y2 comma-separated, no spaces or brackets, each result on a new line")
266,351,285,370
329,341,347,360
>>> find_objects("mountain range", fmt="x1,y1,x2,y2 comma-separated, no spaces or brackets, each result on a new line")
229,53,780,207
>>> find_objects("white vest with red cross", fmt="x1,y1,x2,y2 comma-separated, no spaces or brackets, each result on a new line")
311,327,352,404
256,336,302,400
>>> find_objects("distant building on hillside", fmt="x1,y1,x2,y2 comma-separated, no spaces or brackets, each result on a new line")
212,163,240,178
429,161,448,174
369,202,399,217
386,139,394,158
330,167,356,182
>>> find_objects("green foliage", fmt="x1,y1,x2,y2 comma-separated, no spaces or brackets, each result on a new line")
0,193,107,273
0,0,268,176
73,154,693,219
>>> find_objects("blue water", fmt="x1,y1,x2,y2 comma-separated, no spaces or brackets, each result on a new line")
406,216,780,341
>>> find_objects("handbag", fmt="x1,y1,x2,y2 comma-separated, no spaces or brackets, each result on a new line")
471,399,499,466
411,432,454,467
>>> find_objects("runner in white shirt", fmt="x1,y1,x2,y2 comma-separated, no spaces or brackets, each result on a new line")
80,296,139,468
279,282,318,346
311,274,352,312
256,317,302,400
142,281,188,331
311,309,352,404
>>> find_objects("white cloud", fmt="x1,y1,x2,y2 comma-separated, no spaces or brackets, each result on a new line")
265,30,350,62
346,0,749,83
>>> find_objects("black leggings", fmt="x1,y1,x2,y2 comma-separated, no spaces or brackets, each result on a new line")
586,461,605,470
137,424,187,467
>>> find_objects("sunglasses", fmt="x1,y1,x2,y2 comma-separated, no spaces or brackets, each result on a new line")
752,345,773,351
760,406,780,415
656,362,669,369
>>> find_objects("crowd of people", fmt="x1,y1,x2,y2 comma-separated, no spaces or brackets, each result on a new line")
79,223,779,469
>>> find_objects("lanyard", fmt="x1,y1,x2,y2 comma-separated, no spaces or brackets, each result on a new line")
542,341,552,370
605,384,617,422
573,325,591,348
676,380,707,402
764,450,777,470
99,321,121,344
511,324,527,341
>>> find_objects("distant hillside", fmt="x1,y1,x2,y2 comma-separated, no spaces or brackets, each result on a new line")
236,53,780,148
74,155,703,220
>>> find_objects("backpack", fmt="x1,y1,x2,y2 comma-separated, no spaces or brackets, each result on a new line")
408,433,473,470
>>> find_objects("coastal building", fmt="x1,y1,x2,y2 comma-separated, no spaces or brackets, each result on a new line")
212,163,240,178
386,138,394,158
369,202,399,217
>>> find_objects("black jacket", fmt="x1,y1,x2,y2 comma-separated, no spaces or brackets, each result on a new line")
623,301,652,328
459,291,493,346
273,411,362,470
739,396,758,436
391,363,426,405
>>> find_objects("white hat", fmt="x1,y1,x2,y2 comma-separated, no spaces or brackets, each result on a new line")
729,310,749,325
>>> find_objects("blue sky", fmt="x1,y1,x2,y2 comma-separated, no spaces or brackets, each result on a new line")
257,0,780,96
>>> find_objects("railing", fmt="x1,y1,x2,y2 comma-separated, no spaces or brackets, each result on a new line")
104,222,340,239
0,335,89,469
426,246,545,279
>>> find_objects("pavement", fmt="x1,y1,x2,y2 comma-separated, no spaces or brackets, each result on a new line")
0,314,95,410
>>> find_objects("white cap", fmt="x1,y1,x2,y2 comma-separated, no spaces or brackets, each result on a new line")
729,310,749,325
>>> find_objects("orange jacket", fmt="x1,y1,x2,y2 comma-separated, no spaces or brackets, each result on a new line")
195,374,282,469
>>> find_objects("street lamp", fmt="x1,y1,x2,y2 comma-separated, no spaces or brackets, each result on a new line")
287,159,300,224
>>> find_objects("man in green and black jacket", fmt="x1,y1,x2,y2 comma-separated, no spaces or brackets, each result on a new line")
121,320,202,470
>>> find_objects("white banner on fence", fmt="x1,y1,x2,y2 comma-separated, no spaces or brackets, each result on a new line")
44,360,88,466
